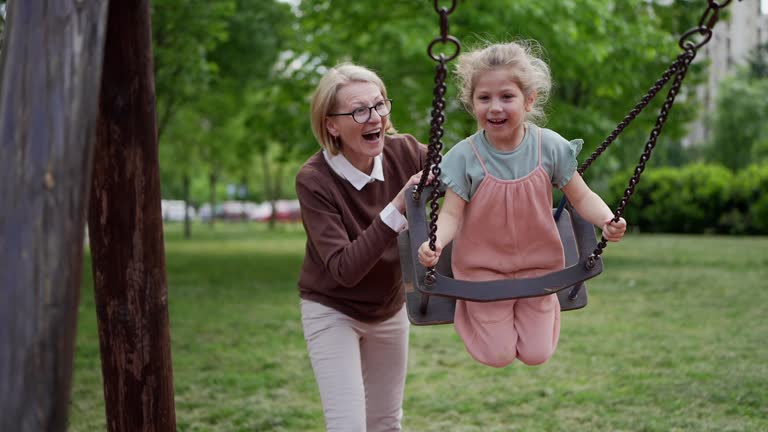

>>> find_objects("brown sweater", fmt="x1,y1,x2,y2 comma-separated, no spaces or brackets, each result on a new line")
296,134,428,323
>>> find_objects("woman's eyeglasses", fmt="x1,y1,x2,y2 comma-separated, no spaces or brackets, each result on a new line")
328,99,392,124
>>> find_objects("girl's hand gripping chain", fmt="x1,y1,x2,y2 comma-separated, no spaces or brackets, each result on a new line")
601,217,627,242
417,238,443,267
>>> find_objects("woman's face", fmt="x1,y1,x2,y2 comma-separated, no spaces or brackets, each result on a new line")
326,82,389,174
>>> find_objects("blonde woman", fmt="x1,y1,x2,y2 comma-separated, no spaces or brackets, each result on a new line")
296,63,428,431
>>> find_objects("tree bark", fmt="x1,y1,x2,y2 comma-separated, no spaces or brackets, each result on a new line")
0,1,109,431
261,149,285,230
183,173,191,238
88,1,177,431
208,171,217,228
260,149,279,229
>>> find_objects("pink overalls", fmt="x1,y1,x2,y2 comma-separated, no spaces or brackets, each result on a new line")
452,129,565,368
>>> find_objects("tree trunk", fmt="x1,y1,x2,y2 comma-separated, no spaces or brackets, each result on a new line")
260,149,278,229
208,171,217,228
88,1,177,431
269,163,285,230
0,1,109,431
239,174,248,222
183,173,191,239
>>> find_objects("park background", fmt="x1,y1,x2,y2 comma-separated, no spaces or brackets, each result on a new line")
2,0,760,236
1,0,767,431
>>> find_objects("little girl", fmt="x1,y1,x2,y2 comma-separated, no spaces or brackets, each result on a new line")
417,41,627,368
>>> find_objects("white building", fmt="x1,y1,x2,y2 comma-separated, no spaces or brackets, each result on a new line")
685,0,768,145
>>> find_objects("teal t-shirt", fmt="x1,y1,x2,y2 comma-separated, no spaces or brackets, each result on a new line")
440,124,583,201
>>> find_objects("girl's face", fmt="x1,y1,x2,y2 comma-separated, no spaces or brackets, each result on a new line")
471,67,535,151
325,81,389,174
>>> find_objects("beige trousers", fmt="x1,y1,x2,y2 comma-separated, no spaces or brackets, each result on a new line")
300,299,409,432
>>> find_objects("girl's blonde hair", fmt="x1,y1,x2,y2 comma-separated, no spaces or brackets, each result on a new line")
455,40,551,125
310,63,396,154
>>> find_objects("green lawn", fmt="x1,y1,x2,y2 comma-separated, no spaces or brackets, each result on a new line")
69,223,768,431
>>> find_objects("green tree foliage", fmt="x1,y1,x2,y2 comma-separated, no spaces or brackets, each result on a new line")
152,0,236,138
214,1,310,217
292,0,705,187
146,0,741,227
704,44,768,171
151,0,237,235
153,0,296,227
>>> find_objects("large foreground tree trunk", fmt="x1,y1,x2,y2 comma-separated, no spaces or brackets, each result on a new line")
88,1,177,431
0,1,109,431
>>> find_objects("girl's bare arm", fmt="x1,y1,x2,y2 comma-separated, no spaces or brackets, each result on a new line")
561,173,627,242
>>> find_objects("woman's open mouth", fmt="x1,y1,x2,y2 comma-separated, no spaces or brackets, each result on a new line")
362,129,381,142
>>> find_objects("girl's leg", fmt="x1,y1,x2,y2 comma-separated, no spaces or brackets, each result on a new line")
454,299,520,368
301,299,366,432
359,306,410,432
514,294,560,365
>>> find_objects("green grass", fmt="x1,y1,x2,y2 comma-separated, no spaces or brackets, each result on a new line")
69,223,768,431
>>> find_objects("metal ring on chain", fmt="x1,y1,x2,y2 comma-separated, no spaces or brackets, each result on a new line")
433,0,457,14
678,27,713,51
427,36,461,62
707,0,735,8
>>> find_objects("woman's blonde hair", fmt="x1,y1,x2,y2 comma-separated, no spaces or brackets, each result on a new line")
310,63,396,154
455,40,551,125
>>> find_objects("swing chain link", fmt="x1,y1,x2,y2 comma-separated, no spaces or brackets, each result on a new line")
426,0,461,63
584,0,738,269
587,48,697,269
580,0,737,174
417,0,459,284
678,0,733,51
426,62,447,285
578,53,688,175
416,1,738,272
414,62,446,202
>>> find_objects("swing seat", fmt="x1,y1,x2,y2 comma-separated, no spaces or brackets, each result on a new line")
399,186,601,326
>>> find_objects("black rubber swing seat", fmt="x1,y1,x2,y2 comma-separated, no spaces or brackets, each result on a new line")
398,186,603,326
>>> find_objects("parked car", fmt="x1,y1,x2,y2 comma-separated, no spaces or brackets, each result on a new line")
219,201,250,220
161,200,197,222
273,200,301,222
247,202,273,222
196,200,301,222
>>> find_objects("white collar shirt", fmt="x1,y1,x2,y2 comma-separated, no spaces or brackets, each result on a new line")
322,150,407,232
323,150,384,191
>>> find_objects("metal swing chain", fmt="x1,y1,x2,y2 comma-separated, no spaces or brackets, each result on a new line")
577,53,689,175
580,0,740,175
416,0,460,284
585,0,738,269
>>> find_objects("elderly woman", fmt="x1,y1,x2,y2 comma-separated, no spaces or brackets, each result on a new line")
295,62,428,431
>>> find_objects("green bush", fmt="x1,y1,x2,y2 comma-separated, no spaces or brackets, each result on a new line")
732,164,768,234
606,163,768,234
